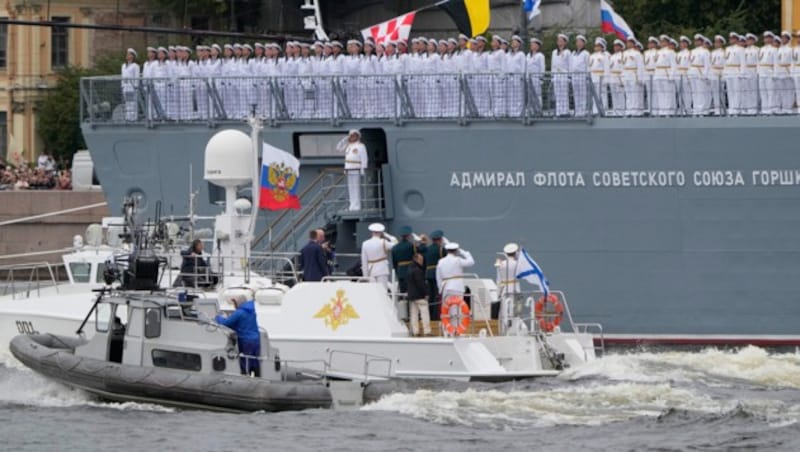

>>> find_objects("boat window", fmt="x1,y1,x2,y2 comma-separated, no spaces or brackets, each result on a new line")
70,262,91,283
126,307,142,338
144,308,161,338
151,349,202,372
95,302,111,332
94,262,107,284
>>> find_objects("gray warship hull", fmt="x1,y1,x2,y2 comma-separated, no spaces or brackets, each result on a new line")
81,115,800,340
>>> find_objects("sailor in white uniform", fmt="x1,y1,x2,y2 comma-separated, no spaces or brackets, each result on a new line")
436,242,475,300
710,35,726,114
742,33,760,115
689,34,712,115
571,35,590,116
590,38,609,114
776,31,795,114
551,33,573,116
337,129,368,211
121,48,140,121
793,31,800,113
360,223,398,284
496,243,521,334
527,38,545,114
622,37,645,116
506,35,526,117
608,39,626,116
654,35,677,116
724,32,745,115
676,36,693,114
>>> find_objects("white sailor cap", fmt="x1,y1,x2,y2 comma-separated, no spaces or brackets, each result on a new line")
127,48,137,57
511,35,523,44
243,44,253,51
332,40,344,48
385,40,397,47
458,33,469,41
659,34,671,41
500,38,508,45
530,37,542,45
503,243,519,254
694,33,706,41
157,46,168,53
782,30,792,39
254,42,265,49
576,34,587,43
648,36,658,44
313,40,323,47
475,36,487,43
728,31,740,39
410,37,419,44
211,44,221,52
299,42,310,48
613,39,624,47
626,35,636,42
594,37,607,48
669,37,678,46
491,34,502,42
680,35,690,44
322,41,333,48
146,46,156,53
347,39,362,47
184,47,192,55
761,30,774,39
223,43,233,50
635,40,644,50
703,36,712,46
348,129,361,137
364,39,375,47
557,33,569,41
368,223,385,233
713,35,725,44
168,45,176,51
448,38,458,45
444,242,460,251
235,43,245,50
418,37,429,44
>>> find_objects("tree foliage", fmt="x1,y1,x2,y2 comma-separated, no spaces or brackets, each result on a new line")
610,0,781,39
147,0,228,23
37,54,120,163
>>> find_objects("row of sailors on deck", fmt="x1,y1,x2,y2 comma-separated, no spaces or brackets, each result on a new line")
359,223,535,336
119,29,800,120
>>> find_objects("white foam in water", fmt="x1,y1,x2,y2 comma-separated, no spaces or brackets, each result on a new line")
562,346,800,389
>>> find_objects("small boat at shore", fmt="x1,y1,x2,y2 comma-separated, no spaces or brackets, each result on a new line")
10,269,391,412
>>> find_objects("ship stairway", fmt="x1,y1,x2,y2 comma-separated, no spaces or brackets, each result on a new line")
253,167,387,255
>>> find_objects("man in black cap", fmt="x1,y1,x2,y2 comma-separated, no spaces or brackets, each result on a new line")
424,230,446,321
391,226,418,295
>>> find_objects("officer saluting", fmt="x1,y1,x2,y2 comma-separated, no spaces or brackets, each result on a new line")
436,242,475,301
336,129,368,211
361,223,398,284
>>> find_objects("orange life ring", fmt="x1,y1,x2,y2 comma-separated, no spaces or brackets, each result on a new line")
534,294,564,332
440,295,471,336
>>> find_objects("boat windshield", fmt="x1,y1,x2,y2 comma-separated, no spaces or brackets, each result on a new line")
69,262,92,283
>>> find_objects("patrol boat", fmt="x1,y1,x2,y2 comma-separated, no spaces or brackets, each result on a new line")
9,254,389,412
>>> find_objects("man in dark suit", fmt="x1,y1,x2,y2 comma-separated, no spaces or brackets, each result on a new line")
299,230,329,282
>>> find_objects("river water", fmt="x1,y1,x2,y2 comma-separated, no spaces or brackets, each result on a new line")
2,346,799,451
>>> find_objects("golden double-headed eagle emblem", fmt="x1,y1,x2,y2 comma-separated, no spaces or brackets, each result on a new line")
268,161,297,202
313,289,360,331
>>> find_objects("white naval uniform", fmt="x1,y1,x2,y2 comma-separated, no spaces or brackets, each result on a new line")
757,45,776,114
608,51,625,115
151,61,171,119
166,59,179,119
489,49,508,117
689,46,711,115
173,61,194,120
793,46,800,112
339,139,368,211
361,234,398,283
121,62,140,121
742,45,759,114
710,48,725,114
436,250,475,298
776,44,794,113
571,49,590,116
589,51,609,114
505,50,526,117
654,47,677,115
496,257,521,333
676,49,692,113
724,45,745,114
526,51,546,113
643,48,658,111
622,48,645,116
551,49,572,116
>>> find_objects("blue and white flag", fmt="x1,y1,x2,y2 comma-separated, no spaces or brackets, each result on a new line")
523,0,541,21
516,248,550,295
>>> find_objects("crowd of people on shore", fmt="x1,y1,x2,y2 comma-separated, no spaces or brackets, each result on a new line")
116,29,800,120
0,154,72,191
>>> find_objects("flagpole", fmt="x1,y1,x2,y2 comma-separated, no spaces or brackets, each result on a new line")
247,113,263,246
520,1,529,46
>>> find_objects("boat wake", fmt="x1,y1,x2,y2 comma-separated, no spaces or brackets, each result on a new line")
0,359,173,413
365,347,800,429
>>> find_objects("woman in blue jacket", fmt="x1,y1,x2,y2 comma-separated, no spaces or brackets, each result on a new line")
215,293,261,376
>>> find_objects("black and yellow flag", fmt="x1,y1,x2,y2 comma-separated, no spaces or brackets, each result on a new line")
437,0,491,38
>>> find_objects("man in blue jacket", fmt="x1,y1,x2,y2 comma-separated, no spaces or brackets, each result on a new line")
299,229,329,282
215,293,261,376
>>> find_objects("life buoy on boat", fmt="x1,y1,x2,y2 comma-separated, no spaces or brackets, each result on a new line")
534,294,564,332
440,296,471,336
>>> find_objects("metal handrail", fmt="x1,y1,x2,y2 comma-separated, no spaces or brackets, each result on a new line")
1,261,63,299
328,349,393,381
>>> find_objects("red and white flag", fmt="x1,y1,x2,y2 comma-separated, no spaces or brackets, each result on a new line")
361,11,416,45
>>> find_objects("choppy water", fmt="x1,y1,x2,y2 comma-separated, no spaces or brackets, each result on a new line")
2,346,800,451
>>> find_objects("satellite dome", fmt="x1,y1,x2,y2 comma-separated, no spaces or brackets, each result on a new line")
204,129,253,188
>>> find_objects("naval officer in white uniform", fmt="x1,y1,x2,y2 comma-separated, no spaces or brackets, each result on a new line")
496,243,521,334
436,242,475,300
336,129,368,211
361,223,398,284
121,48,140,121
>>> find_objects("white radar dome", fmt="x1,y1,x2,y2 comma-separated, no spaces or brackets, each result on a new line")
204,129,253,187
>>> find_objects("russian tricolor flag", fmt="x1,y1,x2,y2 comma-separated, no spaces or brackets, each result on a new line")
600,0,635,40
259,142,301,211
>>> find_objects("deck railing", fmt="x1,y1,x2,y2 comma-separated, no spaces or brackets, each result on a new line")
82,72,795,127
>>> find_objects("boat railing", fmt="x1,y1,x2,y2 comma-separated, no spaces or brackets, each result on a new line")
81,72,795,127
0,261,63,299
328,349,393,381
